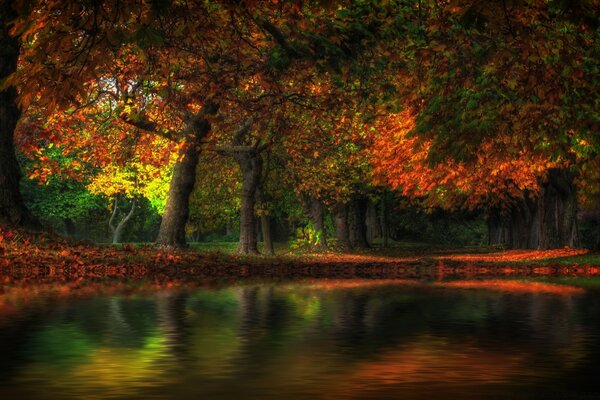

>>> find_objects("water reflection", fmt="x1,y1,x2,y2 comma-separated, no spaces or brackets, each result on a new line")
0,276,598,399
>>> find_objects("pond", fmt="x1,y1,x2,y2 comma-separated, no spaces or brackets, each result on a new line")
1,268,600,399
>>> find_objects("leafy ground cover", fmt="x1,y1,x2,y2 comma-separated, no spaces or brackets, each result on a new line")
2,227,598,273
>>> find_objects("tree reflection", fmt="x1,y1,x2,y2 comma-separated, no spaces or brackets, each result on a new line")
0,279,597,399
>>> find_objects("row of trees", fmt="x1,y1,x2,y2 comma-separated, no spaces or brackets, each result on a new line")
0,0,598,253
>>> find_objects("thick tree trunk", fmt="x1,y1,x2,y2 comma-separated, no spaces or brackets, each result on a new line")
156,104,217,247
300,195,328,251
256,187,274,256
331,203,351,250
260,215,274,255
536,168,579,248
348,198,369,249
234,152,262,255
487,208,509,246
0,10,32,228
488,169,580,249
380,193,389,248
365,199,379,244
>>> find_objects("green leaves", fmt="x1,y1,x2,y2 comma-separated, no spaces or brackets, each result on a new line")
134,25,166,49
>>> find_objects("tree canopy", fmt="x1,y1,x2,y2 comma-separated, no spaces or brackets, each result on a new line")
0,0,598,251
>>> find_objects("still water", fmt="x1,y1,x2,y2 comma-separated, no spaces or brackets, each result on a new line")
1,274,600,399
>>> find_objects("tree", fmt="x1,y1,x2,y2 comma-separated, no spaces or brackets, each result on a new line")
388,1,598,248
0,2,33,227
369,109,582,249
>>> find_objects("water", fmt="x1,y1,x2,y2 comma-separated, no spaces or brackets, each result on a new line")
1,270,600,399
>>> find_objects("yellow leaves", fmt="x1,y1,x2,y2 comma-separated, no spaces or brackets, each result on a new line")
87,165,136,198
87,156,174,209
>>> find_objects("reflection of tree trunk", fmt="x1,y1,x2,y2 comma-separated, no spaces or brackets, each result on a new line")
109,197,136,244
108,297,131,333
156,103,218,248
348,198,369,249
300,195,328,250
239,287,260,329
331,203,351,250
156,292,189,356
488,169,580,249
0,11,34,228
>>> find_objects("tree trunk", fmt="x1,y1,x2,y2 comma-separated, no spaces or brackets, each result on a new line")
348,198,369,249
536,168,579,249
234,152,262,255
331,203,351,250
365,199,379,244
380,192,389,248
156,104,218,247
487,207,509,246
508,198,536,249
488,168,580,249
260,215,274,255
0,9,32,228
256,187,274,256
300,195,328,251
63,217,76,237
109,197,136,244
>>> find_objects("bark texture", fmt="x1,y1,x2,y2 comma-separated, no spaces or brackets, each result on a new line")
331,203,351,250
348,198,369,249
109,197,136,244
260,215,274,255
0,8,32,227
219,120,265,255
257,188,274,255
380,193,389,248
365,199,380,244
156,103,218,247
234,150,262,254
488,168,580,249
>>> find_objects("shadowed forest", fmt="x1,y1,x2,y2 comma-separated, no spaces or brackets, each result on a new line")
0,0,598,263
1,2,600,399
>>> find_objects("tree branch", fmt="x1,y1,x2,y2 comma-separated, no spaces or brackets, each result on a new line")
108,196,119,233
258,17,301,58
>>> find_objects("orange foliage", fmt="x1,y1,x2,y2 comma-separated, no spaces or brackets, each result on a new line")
369,110,558,211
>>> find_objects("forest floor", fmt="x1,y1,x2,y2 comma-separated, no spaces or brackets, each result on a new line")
2,226,599,274
2,227,600,314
